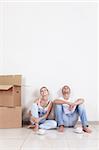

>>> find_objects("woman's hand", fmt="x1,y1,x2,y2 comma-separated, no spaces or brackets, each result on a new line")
31,117,40,124
29,111,32,117
34,118,40,123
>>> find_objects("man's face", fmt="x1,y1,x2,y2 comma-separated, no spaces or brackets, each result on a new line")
62,86,70,98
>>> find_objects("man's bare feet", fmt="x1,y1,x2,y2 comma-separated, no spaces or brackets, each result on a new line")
83,127,92,133
58,125,64,132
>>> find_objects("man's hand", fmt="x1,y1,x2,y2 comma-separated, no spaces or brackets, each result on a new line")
69,103,76,111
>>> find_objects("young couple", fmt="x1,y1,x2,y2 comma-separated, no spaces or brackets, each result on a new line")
28,85,92,133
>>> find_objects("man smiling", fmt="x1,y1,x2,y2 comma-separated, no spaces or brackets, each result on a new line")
54,85,92,133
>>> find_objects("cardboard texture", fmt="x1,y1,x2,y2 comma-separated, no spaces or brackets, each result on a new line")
0,106,22,128
0,75,21,85
0,75,21,107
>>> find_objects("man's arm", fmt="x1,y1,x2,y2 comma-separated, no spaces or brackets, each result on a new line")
53,99,72,106
69,98,84,111
74,98,84,105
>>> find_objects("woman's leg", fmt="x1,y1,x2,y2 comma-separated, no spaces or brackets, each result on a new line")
29,103,39,130
39,120,57,130
31,103,39,118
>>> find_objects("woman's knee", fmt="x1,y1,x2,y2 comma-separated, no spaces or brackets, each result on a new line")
31,103,39,117
39,120,57,129
32,103,38,108
50,120,57,128
31,103,38,112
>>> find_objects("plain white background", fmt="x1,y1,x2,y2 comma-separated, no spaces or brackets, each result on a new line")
0,0,98,121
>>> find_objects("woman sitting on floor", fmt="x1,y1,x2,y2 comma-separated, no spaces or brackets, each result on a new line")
28,86,57,131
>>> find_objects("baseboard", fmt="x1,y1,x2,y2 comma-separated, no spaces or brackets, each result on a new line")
77,121,99,125
88,121,99,125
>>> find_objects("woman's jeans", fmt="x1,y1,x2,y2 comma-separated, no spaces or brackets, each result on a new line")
30,103,57,130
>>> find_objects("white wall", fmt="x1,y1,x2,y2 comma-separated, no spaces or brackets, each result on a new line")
0,1,98,121
98,2,99,122
0,5,3,74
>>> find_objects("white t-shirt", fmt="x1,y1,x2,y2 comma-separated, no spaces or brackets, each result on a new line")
58,97,76,114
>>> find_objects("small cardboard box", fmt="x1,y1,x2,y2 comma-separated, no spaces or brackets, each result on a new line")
0,75,21,107
0,106,22,128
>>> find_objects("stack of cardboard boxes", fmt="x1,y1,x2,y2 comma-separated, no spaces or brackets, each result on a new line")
0,75,22,128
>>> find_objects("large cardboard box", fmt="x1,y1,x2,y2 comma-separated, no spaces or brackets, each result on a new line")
0,75,21,107
0,106,22,128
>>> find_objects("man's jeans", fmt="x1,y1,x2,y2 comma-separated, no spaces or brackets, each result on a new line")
55,104,88,127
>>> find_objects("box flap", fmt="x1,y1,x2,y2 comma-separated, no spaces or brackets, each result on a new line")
0,75,21,86
0,85,13,90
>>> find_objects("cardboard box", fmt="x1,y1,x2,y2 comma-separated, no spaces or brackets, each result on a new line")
0,75,21,107
0,106,22,128
0,75,21,85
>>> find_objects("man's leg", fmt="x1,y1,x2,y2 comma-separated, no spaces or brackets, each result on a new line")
77,104,92,133
55,104,64,132
64,112,78,127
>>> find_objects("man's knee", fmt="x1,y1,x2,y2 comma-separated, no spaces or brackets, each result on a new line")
77,103,85,111
55,104,63,111
77,98,85,104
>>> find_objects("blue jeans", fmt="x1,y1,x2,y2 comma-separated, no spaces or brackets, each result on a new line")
30,103,57,129
55,104,88,128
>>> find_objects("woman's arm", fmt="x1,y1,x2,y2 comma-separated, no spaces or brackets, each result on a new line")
34,98,40,104
39,101,53,121
30,101,53,124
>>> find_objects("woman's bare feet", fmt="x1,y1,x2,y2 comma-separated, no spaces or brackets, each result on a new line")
83,127,92,133
27,124,35,129
33,123,39,132
58,125,64,132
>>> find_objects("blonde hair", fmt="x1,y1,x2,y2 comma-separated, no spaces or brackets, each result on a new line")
40,86,49,93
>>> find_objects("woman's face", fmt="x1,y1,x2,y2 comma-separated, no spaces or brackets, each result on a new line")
40,87,49,97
